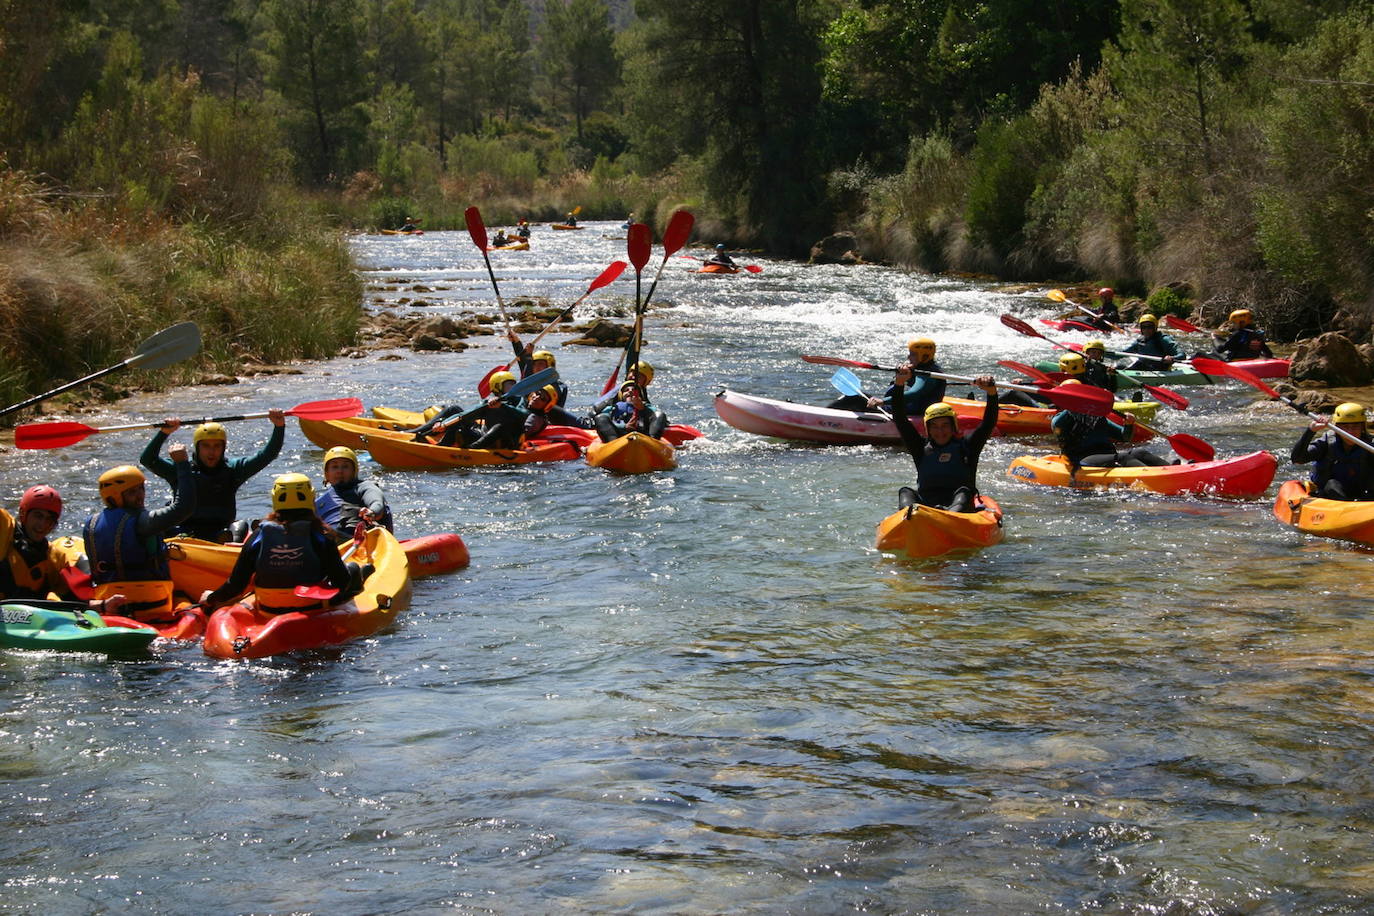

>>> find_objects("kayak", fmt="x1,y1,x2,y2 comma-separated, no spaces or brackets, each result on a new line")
550,223,583,230
875,496,1004,559
1034,357,1290,387
1006,450,1277,498
489,240,529,251
362,433,580,469
298,415,412,451
379,229,424,235
699,263,739,274
586,432,677,473
368,406,705,447
202,527,412,659
945,396,1157,437
1272,479,1374,546
46,536,208,640
1040,318,1101,333
713,390,980,445
1,600,157,654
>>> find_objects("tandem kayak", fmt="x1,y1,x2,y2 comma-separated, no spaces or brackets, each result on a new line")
1006,450,1277,498
586,432,677,473
944,397,1157,437
369,405,703,447
203,527,412,659
714,390,980,445
1272,479,1374,546
362,433,580,469
1,600,157,654
875,496,1004,559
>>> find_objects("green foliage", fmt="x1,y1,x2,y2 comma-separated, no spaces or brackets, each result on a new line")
1145,285,1191,317
964,117,1038,261
370,197,419,230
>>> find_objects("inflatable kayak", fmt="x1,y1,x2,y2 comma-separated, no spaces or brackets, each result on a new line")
1040,318,1101,333
489,240,530,251
1,600,157,654
379,229,424,235
1007,450,1277,498
586,432,677,473
714,390,980,445
945,396,1157,437
298,415,412,451
362,433,580,469
1272,479,1374,546
875,496,1004,559
550,223,583,231
202,527,412,659
699,263,739,274
369,406,704,447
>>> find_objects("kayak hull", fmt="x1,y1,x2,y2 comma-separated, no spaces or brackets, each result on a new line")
1,601,157,654
1035,358,1290,387
1272,479,1374,545
368,406,704,447
586,432,677,473
875,496,1004,558
714,389,979,445
489,241,529,251
1007,450,1277,498
550,224,583,230
699,263,739,274
379,229,424,235
298,415,414,451
363,433,580,469
203,528,412,659
944,396,1156,438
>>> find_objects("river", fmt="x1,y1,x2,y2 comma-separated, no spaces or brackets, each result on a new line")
2,222,1373,914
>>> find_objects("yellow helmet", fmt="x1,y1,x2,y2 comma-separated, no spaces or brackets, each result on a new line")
1229,309,1253,327
923,403,956,423
421,405,443,421
528,385,559,406
1138,314,1158,327
98,465,145,506
271,473,315,510
1058,353,1086,375
1084,339,1106,353
629,361,654,384
530,349,556,367
1333,402,1367,425
1059,379,1084,386
908,337,937,358
322,446,358,474
193,422,227,444
488,370,517,392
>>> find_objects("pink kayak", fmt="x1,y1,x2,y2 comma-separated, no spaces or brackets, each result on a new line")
714,389,981,445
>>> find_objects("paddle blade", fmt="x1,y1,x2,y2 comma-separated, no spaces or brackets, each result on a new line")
1046,289,1068,303
1164,314,1203,334
743,264,764,273
1143,384,1190,410
286,398,365,420
589,260,627,292
627,224,652,270
662,210,694,255
1043,384,1115,416
1191,357,1277,396
294,584,339,600
131,322,202,371
15,421,99,449
829,368,864,398
464,206,488,250
801,354,884,370
1168,432,1215,462
999,313,1044,340
997,360,1055,385
476,363,509,399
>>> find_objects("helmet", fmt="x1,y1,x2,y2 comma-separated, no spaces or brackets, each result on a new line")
1098,287,1115,299
629,361,654,384
193,422,227,444
1229,309,1253,327
908,337,937,358
488,370,517,392
620,380,643,396
98,465,145,506
1333,402,1367,425
322,446,358,474
421,405,443,421
530,349,556,367
1137,314,1158,327
715,243,726,251
923,403,956,424
1084,339,1107,353
271,473,315,510
19,485,62,521
1059,379,1084,386
1058,353,1086,375
529,385,558,405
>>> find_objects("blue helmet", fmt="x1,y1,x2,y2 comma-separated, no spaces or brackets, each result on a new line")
715,243,725,251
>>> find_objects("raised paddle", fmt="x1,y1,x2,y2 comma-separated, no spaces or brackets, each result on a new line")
1164,314,1205,334
681,253,763,273
465,206,515,337
625,222,653,375
603,209,695,394
1045,289,1127,333
1192,357,1374,457
829,368,893,419
15,397,364,449
0,322,202,420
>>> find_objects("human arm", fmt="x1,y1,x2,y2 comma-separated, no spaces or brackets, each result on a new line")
138,446,197,537
229,413,286,483
138,423,181,484
1291,425,1323,464
888,367,927,458
200,534,261,607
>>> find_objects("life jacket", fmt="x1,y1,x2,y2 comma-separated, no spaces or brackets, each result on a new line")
0,509,56,599
184,460,239,532
252,520,326,611
1082,360,1116,392
1310,432,1374,495
315,483,392,533
915,438,975,503
84,507,170,584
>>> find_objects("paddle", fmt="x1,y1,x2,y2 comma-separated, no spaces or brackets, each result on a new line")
1192,357,1374,457
15,397,364,449
997,359,1056,386
801,355,1116,416
294,525,367,600
432,367,558,431
0,322,202,420
625,222,653,378
602,209,695,394
1110,414,1215,462
828,368,892,419
1164,314,1205,334
465,206,515,336
682,253,763,273
1002,313,1197,389
1045,289,1127,333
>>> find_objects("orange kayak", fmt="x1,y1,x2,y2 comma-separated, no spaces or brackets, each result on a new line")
698,262,739,274
363,433,580,469
875,496,1004,558
586,432,677,473
1272,479,1374,545
550,223,583,230
298,415,411,450
945,397,1155,440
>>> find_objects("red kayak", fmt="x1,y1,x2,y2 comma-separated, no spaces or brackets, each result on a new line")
1040,318,1101,333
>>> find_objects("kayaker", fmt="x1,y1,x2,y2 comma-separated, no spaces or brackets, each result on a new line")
1212,309,1275,361
399,217,419,232
1080,340,1120,392
705,243,736,268
1121,314,1185,368
891,367,998,513
827,338,946,414
564,211,578,227
590,360,655,414
594,381,669,443
141,411,286,543
1088,288,1120,331
1051,383,1170,470
622,213,636,230
199,473,362,613
516,219,530,239
0,486,126,614
1290,402,1374,500
406,371,522,446
84,451,196,621
492,229,509,247
525,385,593,439
431,371,529,449
506,331,569,404
315,446,393,543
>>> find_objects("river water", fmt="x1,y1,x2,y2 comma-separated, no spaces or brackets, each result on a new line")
3,223,1373,914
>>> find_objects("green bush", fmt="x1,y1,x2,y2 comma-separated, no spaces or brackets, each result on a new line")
1145,285,1191,318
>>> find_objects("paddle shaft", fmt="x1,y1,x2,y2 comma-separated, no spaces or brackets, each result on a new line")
465,207,514,336
435,368,559,430
1048,290,1126,333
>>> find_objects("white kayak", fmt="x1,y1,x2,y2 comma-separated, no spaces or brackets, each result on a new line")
713,389,979,445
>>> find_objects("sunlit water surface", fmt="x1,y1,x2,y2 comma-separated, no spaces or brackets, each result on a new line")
3,224,1373,913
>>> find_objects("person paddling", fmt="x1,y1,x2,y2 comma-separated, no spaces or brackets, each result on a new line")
199,474,362,613
1051,381,1170,470
594,381,669,443
590,360,656,415
1088,288,1120,331
1211,309,1274,361
315,447,393,543
705,243,736,268
516,219,530,240
1121,314,1186,368
0,486,125,614
1080,340,1120,392
84,451,196,621
1290,402,1374,500
141,411,286,542
891,367,998,513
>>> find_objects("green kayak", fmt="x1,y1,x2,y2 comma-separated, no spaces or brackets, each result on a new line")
0,600,157,654
1031,359,1213,388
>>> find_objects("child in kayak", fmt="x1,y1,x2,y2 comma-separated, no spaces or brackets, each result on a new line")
1290,402,1374,500
141,410,286,542
0,486,126,614
594,382,669,443
200,473,362,613
1051,383,1170,470
1080,340,1120,392
891,367,998,513
1211,309,1275,361
315,446,393,543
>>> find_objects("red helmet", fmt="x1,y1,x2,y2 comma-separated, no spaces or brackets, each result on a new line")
19,485,62,521
1098,287,1115,299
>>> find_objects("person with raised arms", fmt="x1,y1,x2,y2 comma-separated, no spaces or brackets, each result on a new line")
505,331,569,405
1121,314,1186,368
1211,309,1275,361
0,486,126,614
141,410,285,543
590,360,656,415
594,381,669,443
1051,382,1170,470
84,450,196,621
1290,402,1374,501
890,367,998,513
315,447,392,543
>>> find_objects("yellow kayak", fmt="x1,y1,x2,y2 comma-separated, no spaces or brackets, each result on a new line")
1273,479,1374,545
875,496,1004,558
586,433,677,474
298,415,412,451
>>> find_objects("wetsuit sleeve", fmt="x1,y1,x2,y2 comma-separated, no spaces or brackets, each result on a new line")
1291,428,1321,464
138,461,197,537
205,535,261,605
524,413,550,439
358,480,388,516
962,393,1000,465
889,387,927,460
231,423,286,485
139,430,178,485
1161,335,1186,359
548,405,591,428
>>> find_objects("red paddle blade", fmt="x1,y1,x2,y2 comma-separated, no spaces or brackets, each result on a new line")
1164,314,1203,334
477,363,509,399
996,360,1054,385
743,264,764,273
286,398,365,420
1168,432,1215,462
1191,357,1277,396
999,313,1044,339
464,206,488,250
589,260,627,291
662,210,694,255
1044,384,1115,416
1143,384,1189,410
627,224,652,270
800,354,883,370
293,584,339,600
15,421,99,449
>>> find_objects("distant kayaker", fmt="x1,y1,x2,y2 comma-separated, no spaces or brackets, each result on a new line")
141,411,286,543
564,211,578,227
1051,382,1170,470
622,213,636,230
590,360,655,415
506,331,569,405
1290,402,1374,500
199,474,362,613
594,381,669,443
1211,309,1274,361
492,229,509,247
399,217,420,232
891,368,998,513
1088,288,1121,331
516,219,530,239
0,486,125,614
1121,314,1185,368
1080,340,1120,392
525,385,593,439
315,446,393,543
84,452,196,621
705,243,735,268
